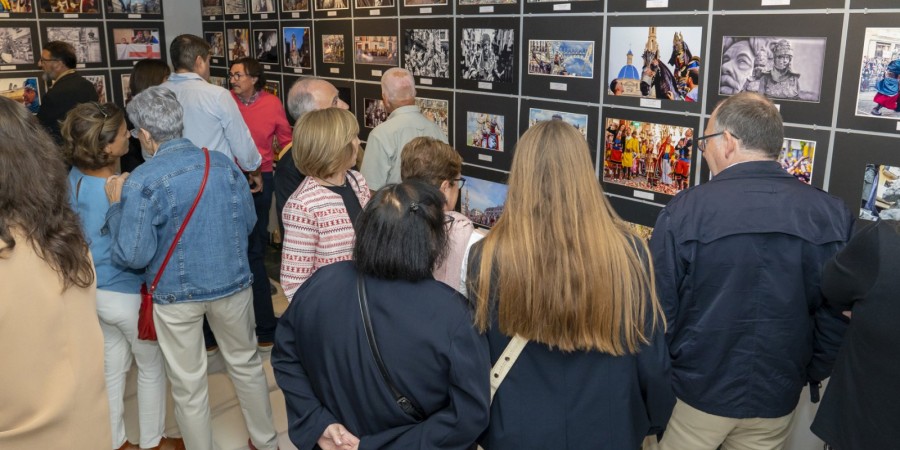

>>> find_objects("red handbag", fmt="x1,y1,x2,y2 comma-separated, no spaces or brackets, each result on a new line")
138,148,211,341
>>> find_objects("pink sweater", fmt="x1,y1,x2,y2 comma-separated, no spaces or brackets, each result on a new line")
232,91,293,173
280,171,370,300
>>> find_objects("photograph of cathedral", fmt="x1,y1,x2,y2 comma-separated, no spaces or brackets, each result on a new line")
461,176,507,229
718,36,826,102
527,39,594,79
607,26,702,102
855,27,900,120
602,117,693,197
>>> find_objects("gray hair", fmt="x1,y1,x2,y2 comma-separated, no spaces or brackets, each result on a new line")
381,68,416,104
286,77,323,122
126,86,184,143
712,92,783,159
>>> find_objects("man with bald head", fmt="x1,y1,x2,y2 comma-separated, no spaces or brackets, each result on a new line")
274,77,349,226
649,92,853,450
360,67,447,191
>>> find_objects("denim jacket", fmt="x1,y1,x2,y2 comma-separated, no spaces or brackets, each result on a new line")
104,138,256,304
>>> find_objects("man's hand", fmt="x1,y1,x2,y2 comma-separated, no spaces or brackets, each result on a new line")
105,172,130,204
317,423,360,450
248,170,263,194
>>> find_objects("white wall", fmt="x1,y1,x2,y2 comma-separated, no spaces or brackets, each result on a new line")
161,0,202,62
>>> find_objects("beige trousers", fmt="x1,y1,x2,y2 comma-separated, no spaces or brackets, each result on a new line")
658,399,794,450
154,288,277,450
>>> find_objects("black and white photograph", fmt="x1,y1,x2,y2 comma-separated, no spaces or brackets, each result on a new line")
855,27,900,120
416,96,449,139
0,0,34,13
39,0,100,14
250,0,274,13
253,29,278,65
363,97,388,128
46,26,103,64
201,0,223,16
106,0,162,15
460,28,515,83
718,36,827,103
282,0,308,11
527,39,594,79
206,31,225,58
403,28,450,79
0,76,40,114
282,27,311,69
224,0,248,14
607,26,703,102
226,26,250,64
0,27,35,65
322,34,344,64
354,36,398,66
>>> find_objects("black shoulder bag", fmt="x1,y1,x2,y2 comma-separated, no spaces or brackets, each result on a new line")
357,274,426,422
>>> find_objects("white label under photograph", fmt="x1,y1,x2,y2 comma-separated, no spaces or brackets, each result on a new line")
478,82,492,90
552,3,571,10
419,7,432,12
478,154,493,162
128,14,141,18
640,98,662,109
330,67,340,74
420,78,432,85
549,82,567,91
479,5,493,12
369,9,380,15
327,10,336,15
633,190,655,201
372,69,383,77
646,0,668,7
761,0,790,4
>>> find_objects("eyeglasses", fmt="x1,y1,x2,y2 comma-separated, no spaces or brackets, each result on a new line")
453,177,466,189
695,131,740,152
129,129,141,139
228,72,246,80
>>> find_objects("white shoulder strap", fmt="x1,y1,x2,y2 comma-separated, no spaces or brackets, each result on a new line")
489,334,528,403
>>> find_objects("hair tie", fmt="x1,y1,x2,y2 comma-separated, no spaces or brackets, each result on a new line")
408,202,420,213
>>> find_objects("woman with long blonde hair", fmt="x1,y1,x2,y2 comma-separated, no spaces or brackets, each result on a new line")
467,120,675,450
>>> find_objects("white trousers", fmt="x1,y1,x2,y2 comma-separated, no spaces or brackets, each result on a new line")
154,288,277,450
96,289,167,449
658,399,795,450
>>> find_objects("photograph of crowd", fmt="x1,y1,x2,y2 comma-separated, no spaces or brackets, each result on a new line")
527,40,594,79
227,28,249,63
283,27,310,68
466,112,504,152
528,108,588,140
856,28,900,119
250,0,274,12
779,138,815,184
602,118,693,196
356,0,393,7
0,28,34,65
461,176,507,229
718,36,826,102
106,0,161,13
112,28,162,61
40,0,99,12
322,34,344,63
47,27,102,63
315,0,348,11
404,0,445,5
860,164,900,221
403,29,450,79
206,31,225,57
224,0,248,14
0,76,40,114
201,0,223,15
0,0,33,12
416,97,449,139
253,29,278,64
281,0,308,11
460,28,515,83
84,74,106,102
607,26,702,102
354,36,398,66
363,98,387,128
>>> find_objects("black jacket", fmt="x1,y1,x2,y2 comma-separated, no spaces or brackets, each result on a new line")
37,72,99,142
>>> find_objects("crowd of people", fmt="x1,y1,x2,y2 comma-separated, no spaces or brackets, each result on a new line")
1,33,898,450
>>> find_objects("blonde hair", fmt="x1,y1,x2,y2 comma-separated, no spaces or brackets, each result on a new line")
292,108,359,179
469,120,664,355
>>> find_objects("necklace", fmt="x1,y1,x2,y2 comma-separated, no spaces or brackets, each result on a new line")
317,175,347,187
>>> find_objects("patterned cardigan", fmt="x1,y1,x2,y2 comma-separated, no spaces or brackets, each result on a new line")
280,170,370,301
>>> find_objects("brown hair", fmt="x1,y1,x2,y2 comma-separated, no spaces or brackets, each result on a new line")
0,96,94,290
61,102,125,171
292,108,358,179
231,57,266,92
128,58,170,102
469,120,663,355
400,137,461,188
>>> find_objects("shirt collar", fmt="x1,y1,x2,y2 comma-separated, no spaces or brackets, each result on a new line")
168,72,205,82
237,90,261,106
387,104,420,119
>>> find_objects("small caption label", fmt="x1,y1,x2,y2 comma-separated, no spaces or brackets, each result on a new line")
419,7,432,13
64,13,78,18
479,5,494,12
261,13,269,18
478,154,493,162
372,69,383,77
634,190,655,201
128,14,141,18
76,63,85,68
553,3,571,10
478,82,492,90
294,68,304,73
646,0,668,7
549,82,567,91
233,14,240,19
370,9,380,15
292,12,300,17
0,65,15,71
264,65,272,70
761,0,790,5
330,67,340,74
640,98,661,109
420,78,432,85
327,10,337,16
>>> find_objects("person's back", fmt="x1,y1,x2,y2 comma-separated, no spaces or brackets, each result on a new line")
36,41,98,142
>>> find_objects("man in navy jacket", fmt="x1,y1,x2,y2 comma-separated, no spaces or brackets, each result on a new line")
650,92,853,450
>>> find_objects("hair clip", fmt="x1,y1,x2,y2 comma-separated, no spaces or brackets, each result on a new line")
409,202,420,212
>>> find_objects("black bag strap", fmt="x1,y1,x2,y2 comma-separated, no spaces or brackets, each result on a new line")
357,273,426,422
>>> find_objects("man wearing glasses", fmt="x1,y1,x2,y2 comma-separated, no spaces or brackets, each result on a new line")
36,41,98,143
649,92,853,450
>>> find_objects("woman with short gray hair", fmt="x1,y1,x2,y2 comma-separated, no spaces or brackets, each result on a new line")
105,86,279,450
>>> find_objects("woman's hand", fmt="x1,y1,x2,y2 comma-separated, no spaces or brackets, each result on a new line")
105,173,130,204
317,423,360,450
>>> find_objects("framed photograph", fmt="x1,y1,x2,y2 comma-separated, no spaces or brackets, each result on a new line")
353,20,398,82
252,28,279,67
0,74,41,114
225,25,251,66
459,164,509,230
111,69,131,105
600,107,699,205
417,96,450,141
527,40,594,79
522,17,603,102
0,24,38,70
363,97,388,129
524,0,601,15
354,82,383,141
250,0,275,15
281,0,310,18
707,13,841,127
838,15,900,134
108,23,164,67
201,0,224,17
714,0,842,10
400,0,449,16
400,19,452,88
457,0,517,15
313,0,349,19
826,132,900,219
38,0,100,17
457,18,519,95
859,163,900,220
314,20,351,78
606,19,705,113
204,24,226,66
105,0,163,18
42,23,106,68
0,0,36,16
455,92,518,171
608,0,706,12
82,71,108,102
778,124,830,189
281,22,312,74
519,98,599,157
264,74,282,103
224,0,249,17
